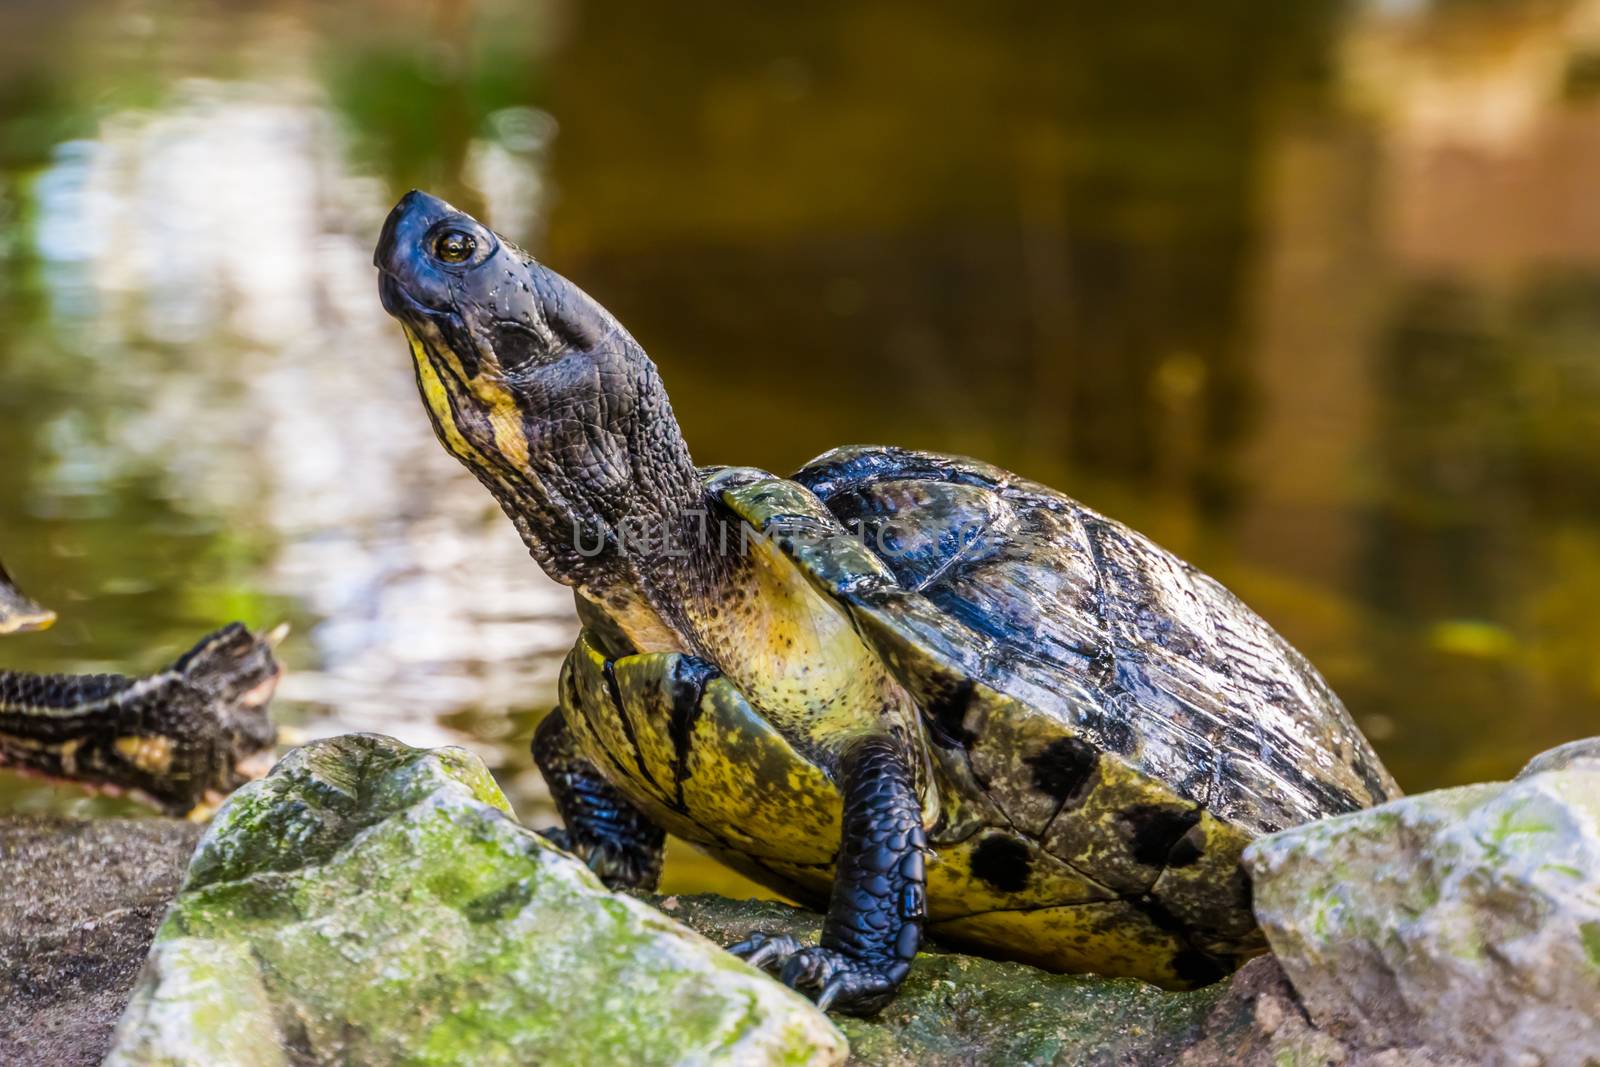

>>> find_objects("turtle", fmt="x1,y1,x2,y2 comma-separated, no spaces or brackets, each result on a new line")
374,190,1400,1015
0,553,284,816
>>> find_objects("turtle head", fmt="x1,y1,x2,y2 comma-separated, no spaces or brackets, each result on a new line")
169,622,284,786
374,192,700,634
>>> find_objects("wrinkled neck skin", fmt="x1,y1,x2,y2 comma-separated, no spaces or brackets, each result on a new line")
486,352,930,800
414,310,912,746
407,316,706,654
514,409,705,654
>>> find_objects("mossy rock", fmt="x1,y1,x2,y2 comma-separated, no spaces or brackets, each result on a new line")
649,894,1236,1066
1244,743,1600,1067
105,734,846,1067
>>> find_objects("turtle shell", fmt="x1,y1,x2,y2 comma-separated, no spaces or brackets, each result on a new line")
708,445,1398,984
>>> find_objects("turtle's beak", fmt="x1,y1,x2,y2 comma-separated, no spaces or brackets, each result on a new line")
375,190,475,323
374,190,454,268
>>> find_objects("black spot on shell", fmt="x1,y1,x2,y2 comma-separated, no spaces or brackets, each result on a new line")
1121,804,1202,867
1025,737,1099,805
667,657,720,813
1320,778,1372,816
970,835,1031,893
924,677,977,749
1132,893,1185,934
1165,823,1207,869
1171,950,1229,986
1354,754,1397,805
1235,863,1255,912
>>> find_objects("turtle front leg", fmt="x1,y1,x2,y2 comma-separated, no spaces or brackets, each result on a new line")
732,735,927,1015
532,709,665,890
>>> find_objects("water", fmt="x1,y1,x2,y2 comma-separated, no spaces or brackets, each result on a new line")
3,0,1599,894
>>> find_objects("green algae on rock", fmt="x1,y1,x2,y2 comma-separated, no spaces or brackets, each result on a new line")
651,893,1235,1066
104,734,846,1067
655,893,1426,1067
1243,741,1600,1067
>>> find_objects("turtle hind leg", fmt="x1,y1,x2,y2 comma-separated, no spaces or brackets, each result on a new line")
532,709,665,890
731,735,926,1015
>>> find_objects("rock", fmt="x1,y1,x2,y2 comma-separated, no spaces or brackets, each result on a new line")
1172,953,1355,1067
1173,955,1471,1067
654,893,1255,1066
1244,749,1600,1067
0,815,203,1067
105,734,847,1067
662,895,1485,1067
55,729,1592,1066
1517,736,1600,778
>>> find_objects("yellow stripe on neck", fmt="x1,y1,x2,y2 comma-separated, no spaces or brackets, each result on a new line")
405,325,531,476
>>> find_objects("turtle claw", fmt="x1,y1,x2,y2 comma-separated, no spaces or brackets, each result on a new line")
779,946,897,1016
537,826,659,890
727,931,807,972
728,933,897,1016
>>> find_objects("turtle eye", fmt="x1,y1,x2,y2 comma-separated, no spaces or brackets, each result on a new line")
432,230,477,264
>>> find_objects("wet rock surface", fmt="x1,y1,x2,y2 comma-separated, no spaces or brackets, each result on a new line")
0,815,203,1067
104,734,846,1067
1245,740,1600,1067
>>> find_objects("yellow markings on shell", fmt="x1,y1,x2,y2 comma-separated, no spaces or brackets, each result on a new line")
561,633,846,869
561,640,676,812
114,735,175,775
678,676,843,864
606,653,682,803
931,901,1198,989
1149,811,1264,953
924,834,1112,921
1039,755,1197,896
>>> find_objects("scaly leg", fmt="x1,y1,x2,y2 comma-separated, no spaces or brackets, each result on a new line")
532,709,665,890
731,735,926,1015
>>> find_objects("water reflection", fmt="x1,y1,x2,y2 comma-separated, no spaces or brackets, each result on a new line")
1,54,570,816
2,2,1599,871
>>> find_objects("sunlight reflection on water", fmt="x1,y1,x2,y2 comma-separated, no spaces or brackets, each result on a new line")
12,75,573,814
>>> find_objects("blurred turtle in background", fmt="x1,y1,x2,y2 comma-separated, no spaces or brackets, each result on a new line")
0,554,283,817
375,191,1399,1015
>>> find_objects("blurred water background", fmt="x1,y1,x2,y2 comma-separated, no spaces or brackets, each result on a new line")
3,0,1600,893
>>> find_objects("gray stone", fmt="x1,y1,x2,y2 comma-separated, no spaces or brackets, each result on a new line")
104,734,846,1067
1244,756,1600,1067
1518,736,1600,779
0,815,202,1067
1172,954,1474,1067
